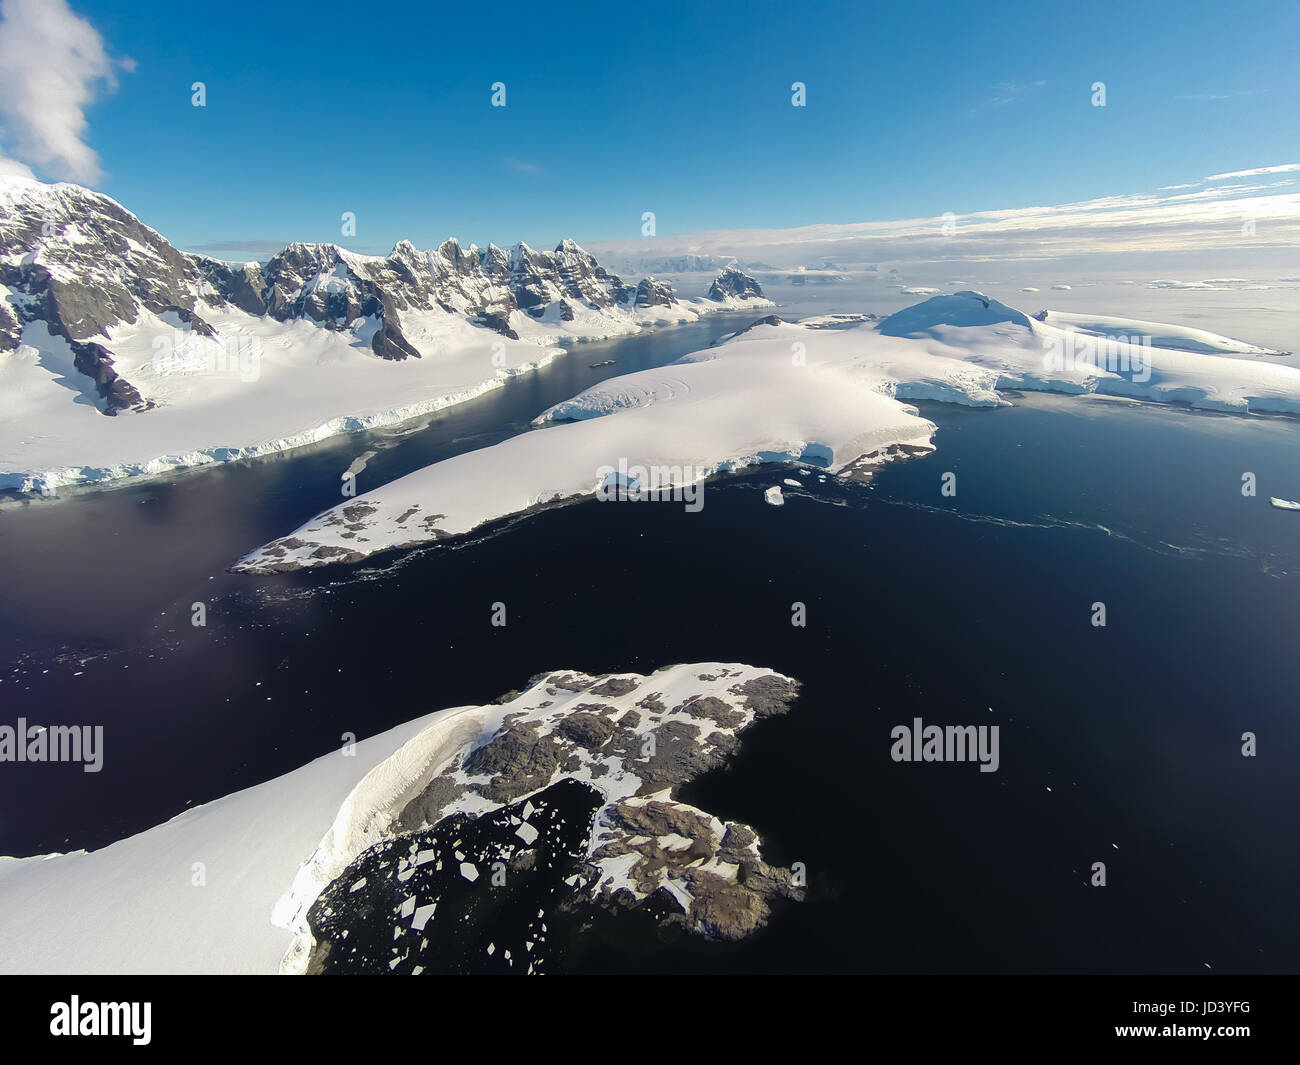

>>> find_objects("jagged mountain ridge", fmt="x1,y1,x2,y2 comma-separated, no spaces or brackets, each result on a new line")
0,179,766,414
708,265,765,301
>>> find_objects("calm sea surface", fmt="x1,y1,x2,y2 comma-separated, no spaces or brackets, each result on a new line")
2,311,1298,972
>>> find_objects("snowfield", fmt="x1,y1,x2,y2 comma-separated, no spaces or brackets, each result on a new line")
1035,310,1289,358
0,702,464,973
0,294,758,494
0,662,786,974
235,291,1300,574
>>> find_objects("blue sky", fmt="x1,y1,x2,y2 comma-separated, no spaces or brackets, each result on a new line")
5,0,1298,255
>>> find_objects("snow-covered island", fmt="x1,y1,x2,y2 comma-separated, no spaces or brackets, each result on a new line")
0,177,771,493
0,663,801,974
236,290,1300,574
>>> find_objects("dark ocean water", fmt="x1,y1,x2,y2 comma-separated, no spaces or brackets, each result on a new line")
2,326,1299,972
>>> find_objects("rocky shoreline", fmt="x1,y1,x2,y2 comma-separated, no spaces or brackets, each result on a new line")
296,665,804,973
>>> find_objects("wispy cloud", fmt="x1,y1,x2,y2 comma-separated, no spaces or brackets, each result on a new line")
0,0,128,183
0,152,34,179
187,239,291,257
970,81,1045,115
585,172,1300,267
1206,163,1300,181
1175,89,1262,101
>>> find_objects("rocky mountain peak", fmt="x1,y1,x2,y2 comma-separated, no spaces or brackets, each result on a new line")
634,276,677,309
0,178,706,414
707,265,765,301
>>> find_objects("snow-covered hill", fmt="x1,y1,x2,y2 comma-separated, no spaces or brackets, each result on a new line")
235,290,1300,574
0,663,799,974
0,178,771,492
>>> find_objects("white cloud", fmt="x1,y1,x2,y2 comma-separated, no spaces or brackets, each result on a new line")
0,0,123,183
1175,90,1261,101
0,153,35,179
584,176,1300,269
969,81,1046,115
1206,164,1300,181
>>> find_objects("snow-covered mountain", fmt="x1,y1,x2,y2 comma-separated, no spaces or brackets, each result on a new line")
629,253,741,274
0,179,633,401
708,264,766,301
0,178,769,491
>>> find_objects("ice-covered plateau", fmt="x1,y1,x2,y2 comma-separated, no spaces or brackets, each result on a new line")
0,177,770,492
0,663,801,974
236,290,1300,573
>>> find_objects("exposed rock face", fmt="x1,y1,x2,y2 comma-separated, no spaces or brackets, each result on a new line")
707,265,766,302
1,180,209,411
0,182,206,339
634,275,677,309
721,314,786,343
0,176,641,409
300,665,805,972
0,299,21,353
69,339,152,415
309,778,606,975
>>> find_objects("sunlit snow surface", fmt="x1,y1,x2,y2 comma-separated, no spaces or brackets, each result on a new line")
0,663,797,974
0,287,768,493
237,291,1300,573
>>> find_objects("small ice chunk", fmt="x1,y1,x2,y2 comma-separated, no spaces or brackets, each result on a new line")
460,862,479,882
764,486,784,506
516,822,540,845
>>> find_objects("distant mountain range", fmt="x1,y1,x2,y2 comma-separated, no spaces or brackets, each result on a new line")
0,179,769,415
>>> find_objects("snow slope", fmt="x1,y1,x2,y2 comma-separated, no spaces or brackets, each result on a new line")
235,315,944,572
0,662,785,974
236,291,1300,574
0,176,770,493
0,298,752,493
1038,309,1289,357
0,704,464,973
0,306,561,491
